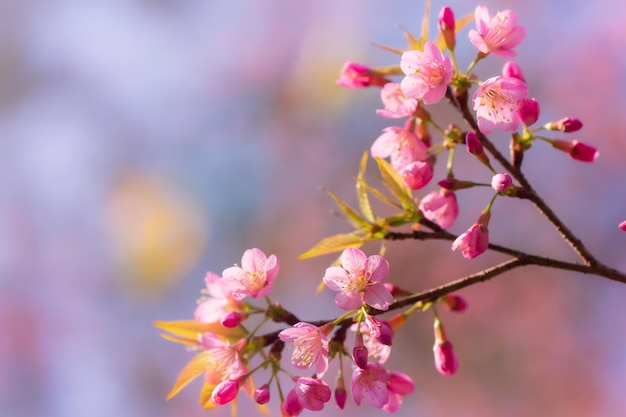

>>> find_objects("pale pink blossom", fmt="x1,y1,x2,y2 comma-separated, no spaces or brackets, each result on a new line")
518,98,540,126
221,248,279,300
383,371,415,413
337,61,389,88
210,379,239,405
491,173,513,193
468,5,526,58
198,333,247,385
351,363,390,408
376,83,419,118
550,139,599,162
400,160,434,190
195,272,242,324
370,126,428,171
418,189,459,229
294,377,332,411
278,322,330,377
472,76,528,133
323,248,393,311
400,41,453,105
452,223,489,259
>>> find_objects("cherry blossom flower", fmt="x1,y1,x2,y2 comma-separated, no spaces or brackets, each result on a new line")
468,5,526,58
491,173,513,193
221,248,279,300
195,272,242,324
370,126,428,171
550,139,599,162
383,371,415,413
198,333,247,385
472,76,528,133
294,377,332,411
418,189,459,229
337,61,389,88
400,41,453,105
351,363,390,408
278,322,330,377
323,248,393,311
376,83,419,118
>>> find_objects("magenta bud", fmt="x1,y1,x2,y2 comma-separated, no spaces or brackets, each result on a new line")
211,379,239,405
365,315,393,346
491,173,513,193
545,117,583,132
517,98,540,126
336,61,389,89
282,388,303,416
465,131,483,154
334,384,347,410
502,61,525,82
220,311,242,328
438,6,456,49
353,332,368,369
551,139,598,162
620,221,626,232
254,384,270,405
433,340,459,376
441,294,468,312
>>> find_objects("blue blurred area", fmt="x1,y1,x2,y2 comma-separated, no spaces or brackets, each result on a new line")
1,1,626,417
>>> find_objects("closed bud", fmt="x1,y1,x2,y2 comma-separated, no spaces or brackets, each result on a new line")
211,379,239,405
491,173,513,193
441,294,468,312
433,320,458,376
518,98,540,126
465,131,483,154
544,117,583,132
550,139,598,162
334,374,347,410
619,221,626,232
220,311,243,328
365,315,393,346
353,332,368,369
336,62,389,88
254,384,271,405
438,6,456,50
438,178,479,191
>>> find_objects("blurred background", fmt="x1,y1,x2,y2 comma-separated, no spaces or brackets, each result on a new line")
1,0,626,416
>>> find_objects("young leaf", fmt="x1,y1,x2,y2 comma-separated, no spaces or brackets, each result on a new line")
155,320,245,344
167,352,211,400
370,42,404,56
299,233,364,259
357,151,375,223
374,157,418,211
324,188,371,229
399,25,423,50
421,0,431,42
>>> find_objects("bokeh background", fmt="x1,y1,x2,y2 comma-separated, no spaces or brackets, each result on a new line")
2,1,626,416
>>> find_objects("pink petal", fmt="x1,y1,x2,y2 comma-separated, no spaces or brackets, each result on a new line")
335,291,363,311
365,255,389,283
240,248,266,273
363,283,394,310
323,266,349,291
341,248,367,273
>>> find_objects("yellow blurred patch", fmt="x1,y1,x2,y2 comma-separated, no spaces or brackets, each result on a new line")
104,173,207,296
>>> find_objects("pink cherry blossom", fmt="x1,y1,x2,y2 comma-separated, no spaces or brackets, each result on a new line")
418,189,459,229
400,160,434,190
337,61,389,88
383,371,415,413
294,377,332,411
370,126,428,171
376,83,419,118
351,363,390,408
278,322,330,377
400,41,453,105
452,223,489,259
221,248,279,300
472,76,528,133
195,272,242,324
323,248,393,311
198,333,247,385
468,5,526,58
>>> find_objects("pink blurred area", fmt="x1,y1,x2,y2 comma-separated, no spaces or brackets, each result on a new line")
1,1,625,417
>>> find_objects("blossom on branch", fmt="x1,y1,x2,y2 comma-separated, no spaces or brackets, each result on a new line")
221,248,279,300
400,41,453,105
376,82,419,118
418,188,459,229
468,5,526,58
472,76,528,133
278,322,330,377
323,248,393,311
370,126,428,172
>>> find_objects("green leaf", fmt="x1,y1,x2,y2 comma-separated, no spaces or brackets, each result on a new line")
324,188,370,230
374,157,418,211
298,233,365,259
356,152,375,223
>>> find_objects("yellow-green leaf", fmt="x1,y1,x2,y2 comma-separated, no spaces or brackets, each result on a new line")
370,65,404,76
399,26,423,50
155,320,245,344
299,233,364,259
324,188,370,229
421,0,431,42
370,42,405,56
374,158,418,211
361,181,402,209
167,352,210,400
357,152,375,223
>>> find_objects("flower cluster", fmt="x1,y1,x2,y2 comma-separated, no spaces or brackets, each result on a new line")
156,2,623,416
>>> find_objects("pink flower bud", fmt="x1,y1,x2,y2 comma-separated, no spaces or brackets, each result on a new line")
365,315,393,346
419,189,459,229
438,6,456,49
335,374,347,409
438,179,478,191
491,173,513,193
336,62,389,89
220,311,243,328
353,332,369,369
254,384,271,405
465,131,483,154
551,139,599,162
502,61,525,82
544,117,583,132
517,98,540,126
451,223,489,259
282,388,303,417
620,221,626,232
211,379,239,405
433,340,459,376
400,160,434,190
295,377,332,411
441,294,468,312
